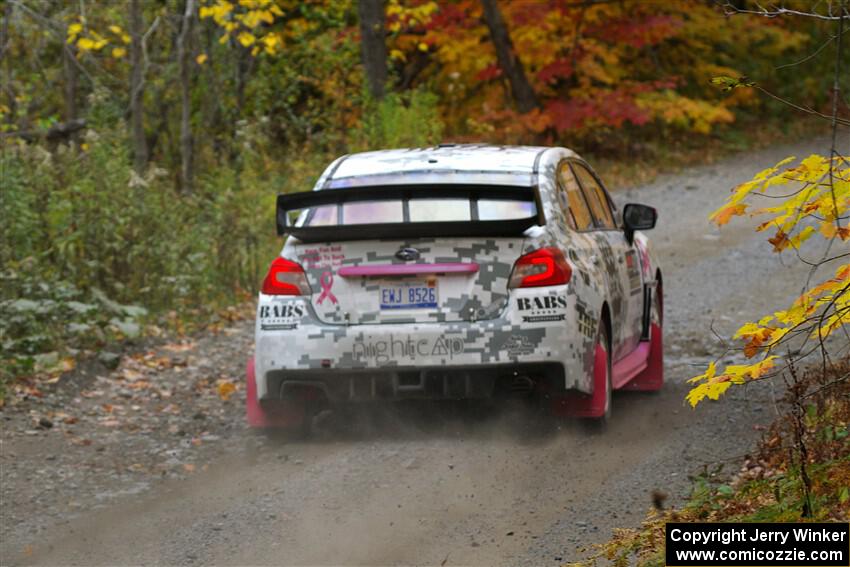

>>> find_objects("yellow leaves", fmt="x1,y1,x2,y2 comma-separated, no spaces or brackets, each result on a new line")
687,357,777,407
196,53,208,65
76,34,108,52
689,262,850,406
237,32,256,47
68,19,128,57
711,203,747,226
260,33,282,55
686,361,731,407
734,322,776,358
690,153,849,407
200,0,234,24
67,22,83,42
216,381,236,401
821,222,850,240
639,91,735,135
202,0,284,56
711,154,849,253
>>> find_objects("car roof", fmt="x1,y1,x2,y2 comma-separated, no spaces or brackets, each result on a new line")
319,144,576,189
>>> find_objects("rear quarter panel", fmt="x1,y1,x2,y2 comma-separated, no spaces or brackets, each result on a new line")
525,149,610,390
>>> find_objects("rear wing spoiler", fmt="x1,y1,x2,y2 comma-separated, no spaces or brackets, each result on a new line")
276,184,545,243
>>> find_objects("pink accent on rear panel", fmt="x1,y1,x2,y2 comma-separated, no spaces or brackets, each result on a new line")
338,263,480,277
611,341,651,390
552,341,609,418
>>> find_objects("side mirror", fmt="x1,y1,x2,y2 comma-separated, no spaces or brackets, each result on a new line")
623,203,657,242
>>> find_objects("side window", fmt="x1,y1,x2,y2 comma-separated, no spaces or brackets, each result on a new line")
557,163,594,231
573,164,616,229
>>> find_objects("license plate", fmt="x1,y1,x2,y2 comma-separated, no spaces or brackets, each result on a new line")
379,281,438,309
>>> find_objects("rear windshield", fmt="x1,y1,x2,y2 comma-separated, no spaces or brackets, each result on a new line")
303,197,534,226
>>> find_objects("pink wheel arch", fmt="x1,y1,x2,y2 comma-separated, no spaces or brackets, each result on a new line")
551,336,610,418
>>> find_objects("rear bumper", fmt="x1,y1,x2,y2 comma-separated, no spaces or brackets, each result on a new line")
254,284,593,400
264,362,566,403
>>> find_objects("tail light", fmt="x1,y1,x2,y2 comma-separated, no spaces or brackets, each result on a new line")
261,257,311,295
509,247,572,288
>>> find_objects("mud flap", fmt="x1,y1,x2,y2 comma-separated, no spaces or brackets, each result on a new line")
551,341,609,418
246,357,306,428
621,323,663,391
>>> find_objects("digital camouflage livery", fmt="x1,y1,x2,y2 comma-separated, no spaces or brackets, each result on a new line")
248,145,663,428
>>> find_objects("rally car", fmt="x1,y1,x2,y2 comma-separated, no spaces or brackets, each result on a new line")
247,144,662,431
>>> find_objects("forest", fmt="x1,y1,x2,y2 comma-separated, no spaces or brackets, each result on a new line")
0,0,844,386
2,2,850,564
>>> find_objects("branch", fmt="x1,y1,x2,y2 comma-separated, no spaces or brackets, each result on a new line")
130,15,161,112
720,1,850,21
775,32,839,71
0,118,87,142
752,84,850,126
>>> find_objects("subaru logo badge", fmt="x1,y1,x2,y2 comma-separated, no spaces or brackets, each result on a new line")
395,247,420,262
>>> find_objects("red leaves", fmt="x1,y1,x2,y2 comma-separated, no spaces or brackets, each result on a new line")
475,64,502,82
537,58,574,84
507,0,557,27
543,88,650,132
423,2,474,31
587,14,683,49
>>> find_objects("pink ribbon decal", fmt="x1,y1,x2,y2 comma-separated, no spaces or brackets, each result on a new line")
317,271,338,305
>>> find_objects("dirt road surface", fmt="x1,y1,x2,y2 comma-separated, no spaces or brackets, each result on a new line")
1,139,828,566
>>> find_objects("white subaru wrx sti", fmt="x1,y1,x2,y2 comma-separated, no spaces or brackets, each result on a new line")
248,145,663,430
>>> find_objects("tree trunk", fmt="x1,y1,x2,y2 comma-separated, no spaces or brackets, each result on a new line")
177,0,195,194
480,0,538,113
62,45,78,123
358,0,388,100
129,0,148,173
1,1,15,131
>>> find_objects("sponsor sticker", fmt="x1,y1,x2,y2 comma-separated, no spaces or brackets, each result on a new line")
516,294,567,323
503,334,536,357
576,303,596,338
259,301,304,331
351,334,464,365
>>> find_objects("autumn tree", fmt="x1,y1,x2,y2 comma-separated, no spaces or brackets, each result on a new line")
687,3,849,409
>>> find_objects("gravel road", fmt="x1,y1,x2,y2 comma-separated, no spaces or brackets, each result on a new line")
1,138,829,566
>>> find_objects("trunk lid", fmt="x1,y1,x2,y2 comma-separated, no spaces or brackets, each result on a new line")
294,237,524,325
